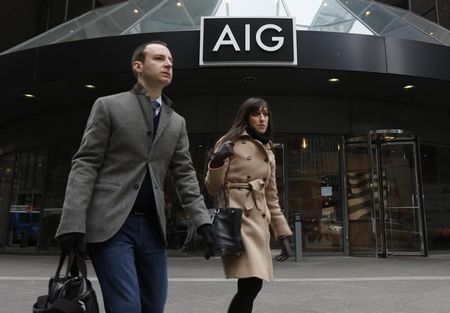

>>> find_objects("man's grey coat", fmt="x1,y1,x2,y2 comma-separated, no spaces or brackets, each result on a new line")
56,88,211,244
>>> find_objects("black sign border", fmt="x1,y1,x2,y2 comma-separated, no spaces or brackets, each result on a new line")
199,16,297,67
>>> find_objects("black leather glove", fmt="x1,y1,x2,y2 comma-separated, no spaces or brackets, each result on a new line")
275,235,292,262
197,224,215,260
210,141,234,167
57,232,85,255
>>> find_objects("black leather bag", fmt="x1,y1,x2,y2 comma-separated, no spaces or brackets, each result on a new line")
183,184,244,256
33,251,99,313
209,207,244,256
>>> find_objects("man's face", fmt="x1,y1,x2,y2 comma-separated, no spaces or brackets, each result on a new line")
135,43,173,88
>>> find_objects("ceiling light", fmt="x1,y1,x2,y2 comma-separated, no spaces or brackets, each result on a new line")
403,84,415,90
133,9,139,14
243,76,256,83
83,84,96,90
176,1,182,7
323,2,328,7
23,93,35,99
365,11,371,16
327,77,340,83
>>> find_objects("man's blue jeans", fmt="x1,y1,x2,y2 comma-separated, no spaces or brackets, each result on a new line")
89,214,167,313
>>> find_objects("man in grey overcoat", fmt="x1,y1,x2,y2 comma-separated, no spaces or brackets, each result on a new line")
55,40,215,313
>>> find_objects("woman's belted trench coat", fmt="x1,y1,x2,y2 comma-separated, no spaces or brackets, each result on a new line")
206,132,293,282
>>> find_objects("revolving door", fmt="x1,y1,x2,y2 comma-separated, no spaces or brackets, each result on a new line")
345,130,426,257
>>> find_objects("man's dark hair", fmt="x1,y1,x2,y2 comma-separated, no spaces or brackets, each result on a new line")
131,40,168,79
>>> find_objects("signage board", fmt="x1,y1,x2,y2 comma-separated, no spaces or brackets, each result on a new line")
200,17,297,66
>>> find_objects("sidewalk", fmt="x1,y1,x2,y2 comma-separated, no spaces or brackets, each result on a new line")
1,253,450,313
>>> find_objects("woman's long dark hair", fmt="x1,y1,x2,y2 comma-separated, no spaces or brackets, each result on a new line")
219,97,273,145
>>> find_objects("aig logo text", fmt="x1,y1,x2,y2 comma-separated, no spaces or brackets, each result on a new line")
200,17,297,66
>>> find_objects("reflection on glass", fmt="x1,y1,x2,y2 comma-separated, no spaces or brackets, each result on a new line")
382,143,422,252
8,149,48,249
421,144,450,251
345,144,375,254
310,0,356,33
287,136,343,253
3,0,449,55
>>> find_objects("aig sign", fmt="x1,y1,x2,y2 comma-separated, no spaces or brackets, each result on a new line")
200,17,297,66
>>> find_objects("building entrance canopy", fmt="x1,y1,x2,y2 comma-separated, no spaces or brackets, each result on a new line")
2,0,449,55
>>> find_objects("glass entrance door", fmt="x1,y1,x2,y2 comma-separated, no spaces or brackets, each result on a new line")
345,130,426,256
379,140,424,255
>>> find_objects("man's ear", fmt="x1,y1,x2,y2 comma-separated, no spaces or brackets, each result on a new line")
133,61,143,74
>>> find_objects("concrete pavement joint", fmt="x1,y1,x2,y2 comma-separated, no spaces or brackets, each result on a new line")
2,276,450,282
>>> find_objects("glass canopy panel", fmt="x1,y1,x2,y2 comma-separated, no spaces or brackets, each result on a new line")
1,3,125,53
284,0,324,30
215,0,287,17
309,0,358,33
340,0,442,44
383,5,450,45
349,20,374,34
2,0,450,55
125,0,219,34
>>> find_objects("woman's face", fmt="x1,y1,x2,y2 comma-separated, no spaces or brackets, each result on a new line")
248,106,269,134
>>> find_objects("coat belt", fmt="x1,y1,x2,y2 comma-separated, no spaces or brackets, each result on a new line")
225,179,266,212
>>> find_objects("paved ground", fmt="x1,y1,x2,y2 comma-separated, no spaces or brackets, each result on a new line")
1,253,450,313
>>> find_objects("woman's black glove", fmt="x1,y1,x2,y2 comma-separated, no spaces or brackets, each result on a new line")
57,232,85,255
197,224,216,260
210,141,234,167
275,235,292,262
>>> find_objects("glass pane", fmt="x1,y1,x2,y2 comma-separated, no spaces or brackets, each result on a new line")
421,144,450,251
183,0,221,23
309,0,357,33
0,154,15,248
345,143,375,254
215,0,282,17
165,136,215,250
287,136,343,253
386,5,450,45
126,0,197,34
382,143,422,252
40,145,78,250
8,149,48,249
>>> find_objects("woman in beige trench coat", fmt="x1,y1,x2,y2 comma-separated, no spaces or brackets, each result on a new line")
206,97,293,313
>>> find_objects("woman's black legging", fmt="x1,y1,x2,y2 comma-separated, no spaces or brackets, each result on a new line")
227,277,263,313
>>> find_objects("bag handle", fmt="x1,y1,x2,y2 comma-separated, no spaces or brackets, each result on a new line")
55,250,88,279
221,155,232,208
203,145,232,208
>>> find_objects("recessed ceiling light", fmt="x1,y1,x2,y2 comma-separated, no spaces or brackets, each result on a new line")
83,84,96,90
23,93,35,99
327,77,340,83
365,10,371,16
176,1,182,7
403,84,415,90
243,76,256,83
133,9,139,14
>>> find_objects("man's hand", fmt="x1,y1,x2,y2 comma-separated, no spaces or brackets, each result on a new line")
197,224,215,260
57,232,85,255
275,235,291,262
